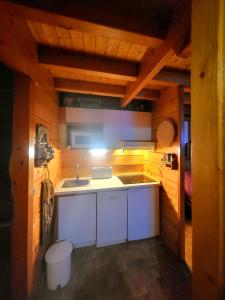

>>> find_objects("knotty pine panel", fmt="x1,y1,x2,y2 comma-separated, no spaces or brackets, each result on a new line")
144,86,182,256
27,21,148,63
61,149,144,178
29,82,62,289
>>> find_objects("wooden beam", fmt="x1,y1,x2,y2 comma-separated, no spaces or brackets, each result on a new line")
0,3,53,87
122,44,176,107
192,0,225,299
39,46,190,87
39,46,138,82
122,0,191,107
2,0,165,47
155,68,190,87
54,78,160,100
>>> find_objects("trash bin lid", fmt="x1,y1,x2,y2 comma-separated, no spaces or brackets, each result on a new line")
45,241,73,264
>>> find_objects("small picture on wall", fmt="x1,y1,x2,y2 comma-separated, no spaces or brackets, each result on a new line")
37,125,49,144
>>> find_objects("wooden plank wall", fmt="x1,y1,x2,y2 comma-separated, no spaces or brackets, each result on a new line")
11,74,34,300
61,149,144,178
144,86,183,256
11,74,61,300
31,82,61,287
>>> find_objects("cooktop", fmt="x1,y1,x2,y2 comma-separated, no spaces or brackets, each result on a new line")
118,174,156,185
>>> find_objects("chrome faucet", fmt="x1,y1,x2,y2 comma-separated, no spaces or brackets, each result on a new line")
76,163,79,183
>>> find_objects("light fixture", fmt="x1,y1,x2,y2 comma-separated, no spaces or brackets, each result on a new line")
89,148,108,156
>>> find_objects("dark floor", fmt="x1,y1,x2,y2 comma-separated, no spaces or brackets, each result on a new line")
0,224,11,300
38,238,192,300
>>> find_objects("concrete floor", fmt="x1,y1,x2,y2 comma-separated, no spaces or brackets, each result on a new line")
38,238,192,300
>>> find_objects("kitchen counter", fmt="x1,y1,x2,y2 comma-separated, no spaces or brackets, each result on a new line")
55,175,161,196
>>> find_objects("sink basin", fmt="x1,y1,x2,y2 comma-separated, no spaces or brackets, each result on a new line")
62,179,90,188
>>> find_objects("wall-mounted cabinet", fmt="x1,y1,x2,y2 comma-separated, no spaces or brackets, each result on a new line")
60,107,152,149
120,111,151,141
103,109,121,148
65,107,103,123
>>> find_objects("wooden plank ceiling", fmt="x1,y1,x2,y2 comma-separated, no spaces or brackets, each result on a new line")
0,0,191,105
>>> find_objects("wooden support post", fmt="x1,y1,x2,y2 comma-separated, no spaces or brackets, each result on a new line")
192,0,225,299
11,74,35,300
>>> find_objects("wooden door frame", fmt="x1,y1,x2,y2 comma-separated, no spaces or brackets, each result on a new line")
178,86,186,261
11,73,34,300
192,0,225,299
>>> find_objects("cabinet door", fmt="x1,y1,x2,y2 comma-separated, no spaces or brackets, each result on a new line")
128,187,159,241
121,111,151,140
103,109,121,148
97,190,127,247
58,193,96,247
65,107,103,123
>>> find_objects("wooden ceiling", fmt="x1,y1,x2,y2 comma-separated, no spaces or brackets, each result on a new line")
0,0,191,105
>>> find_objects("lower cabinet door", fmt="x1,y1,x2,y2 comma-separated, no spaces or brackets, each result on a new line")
97,190,127,247
58,193,96,247
128,187,159,241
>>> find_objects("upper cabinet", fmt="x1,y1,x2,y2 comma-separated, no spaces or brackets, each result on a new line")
61,107,152,148
65,107,103,123
103,110,121,148
120,111,151,141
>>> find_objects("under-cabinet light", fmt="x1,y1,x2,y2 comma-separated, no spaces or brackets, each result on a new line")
89,148,108,156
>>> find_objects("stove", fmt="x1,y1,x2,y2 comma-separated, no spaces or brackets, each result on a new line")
118,174,156,185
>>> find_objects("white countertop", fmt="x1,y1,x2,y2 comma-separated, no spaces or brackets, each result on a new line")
55,175,161,196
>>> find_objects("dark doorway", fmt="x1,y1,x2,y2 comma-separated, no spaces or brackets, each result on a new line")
0,62,14,300
184,103,192,269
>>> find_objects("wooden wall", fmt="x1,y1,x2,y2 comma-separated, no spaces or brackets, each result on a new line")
144,86,184,256
11,74,61,300
61,148,144,178
31,82,61,287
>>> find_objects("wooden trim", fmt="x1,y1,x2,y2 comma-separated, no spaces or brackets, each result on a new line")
54,78,160,100
2,1,165,47
122,0,191,106
11,73,35,300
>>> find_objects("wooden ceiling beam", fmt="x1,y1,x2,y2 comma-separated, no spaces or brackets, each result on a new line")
0,3,53,87
121,0,191,107
2,0,165,47
39,46,138,82
54,78,160,101
39,46,190,87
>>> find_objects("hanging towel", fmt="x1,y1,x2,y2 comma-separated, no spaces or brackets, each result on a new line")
41,179,54,246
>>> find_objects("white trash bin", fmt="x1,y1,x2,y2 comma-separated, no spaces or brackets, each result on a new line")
45,240,73,290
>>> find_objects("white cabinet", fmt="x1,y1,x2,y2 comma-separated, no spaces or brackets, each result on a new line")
58,193,96,247
120,111,151,141
128,187,159,241
103,109,121,148
65,107,103,123
97,190,127,247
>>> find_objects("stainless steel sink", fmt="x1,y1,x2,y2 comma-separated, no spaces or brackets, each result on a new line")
62,179,90,188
